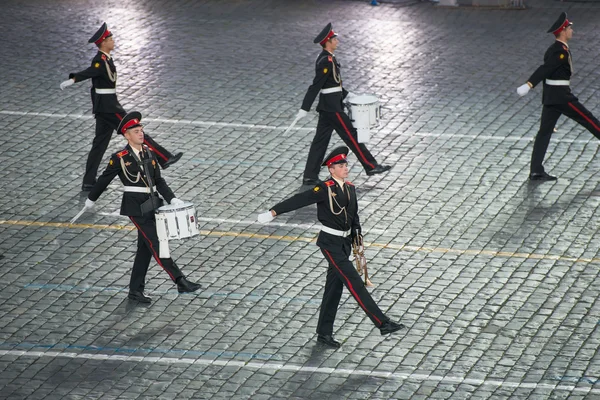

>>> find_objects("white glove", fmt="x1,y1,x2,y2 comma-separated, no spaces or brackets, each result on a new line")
84,199,95,209
517,83,530,97
345,91,356,102
170,198,185,205
60,79,75,90
257,211,274,224
296,109,308,120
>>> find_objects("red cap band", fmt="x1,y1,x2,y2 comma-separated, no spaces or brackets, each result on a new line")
95,29,111,45
319,30,336,46
326,154,347,166
121,118,140,134
553,19,570,35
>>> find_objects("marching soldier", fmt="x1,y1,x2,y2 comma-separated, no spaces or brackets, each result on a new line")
60,23,183,191
82,111,201,303
295,23,391,187
257,147,405,348
517,12,600,181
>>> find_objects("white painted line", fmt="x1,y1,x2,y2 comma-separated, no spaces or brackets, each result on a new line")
0,349,596,394
95,212,389,235
0,110,312,132
2,110,598,144
409,131,596,144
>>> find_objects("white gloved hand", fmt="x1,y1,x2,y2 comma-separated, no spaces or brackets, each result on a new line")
296,109,308,120
84,198,95,209
345,91,356,102
170,198,185,206
517,83,531,97
257,211,275,224
60,79,75,90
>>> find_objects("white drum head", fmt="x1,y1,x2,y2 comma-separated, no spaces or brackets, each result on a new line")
349,94,379,105
158,202,194,211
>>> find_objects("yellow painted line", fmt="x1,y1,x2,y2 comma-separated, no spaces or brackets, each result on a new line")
1,219,598,264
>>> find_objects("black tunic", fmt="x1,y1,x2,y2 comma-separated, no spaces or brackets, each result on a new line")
271,178,361,247
69,51,125,114
528,41,576,105
88,144,175,216
301,50,350,113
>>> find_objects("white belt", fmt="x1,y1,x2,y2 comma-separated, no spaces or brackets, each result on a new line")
321,226,351,237
320,87,342,94
124,186,150,193
545,79,570,86
95,88,117,94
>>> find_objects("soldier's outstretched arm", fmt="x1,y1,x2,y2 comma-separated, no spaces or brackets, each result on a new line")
527,48,569,88
257,184,328,223
88,154,120,202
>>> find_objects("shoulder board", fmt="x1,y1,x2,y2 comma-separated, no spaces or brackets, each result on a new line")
324,180,335,187
316,55,333,66
116,149,129,158
345,181,354,186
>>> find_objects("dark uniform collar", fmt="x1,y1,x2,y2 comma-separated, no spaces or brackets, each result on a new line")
99,50,112,59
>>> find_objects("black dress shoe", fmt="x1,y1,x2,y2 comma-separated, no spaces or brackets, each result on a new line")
317,334,341,348
81,183,95,191
379,320,406,335
176,277,202,293
128,291,152,303
302,178,323,186
162,152,183,169
366,164,392,176
529,171,557,181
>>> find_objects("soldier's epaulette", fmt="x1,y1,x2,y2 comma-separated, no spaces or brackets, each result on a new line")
317,55,333,66
116,149,129,158
324,180,335,187
346,181,354,186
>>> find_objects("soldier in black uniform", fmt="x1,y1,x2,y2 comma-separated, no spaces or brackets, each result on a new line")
257,147,404,348
60,23,183,191
83,111,200,303
517,12,600,182
295,23,391,186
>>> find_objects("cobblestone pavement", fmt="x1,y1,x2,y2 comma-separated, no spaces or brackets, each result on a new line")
2,0,600,398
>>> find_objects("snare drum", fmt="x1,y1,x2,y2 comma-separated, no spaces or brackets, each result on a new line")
156,202,199,240
346,94,381,143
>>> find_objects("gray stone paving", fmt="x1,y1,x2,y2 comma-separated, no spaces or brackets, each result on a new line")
2,0,600,398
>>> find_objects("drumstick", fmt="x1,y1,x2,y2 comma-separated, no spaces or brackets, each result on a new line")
70,207,87,224
282,116,301,135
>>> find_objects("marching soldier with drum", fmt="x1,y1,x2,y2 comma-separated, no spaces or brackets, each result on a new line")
295,23,391,186
257,147,405,348
60,23,183,191
80,111,201,303
517,12,600,182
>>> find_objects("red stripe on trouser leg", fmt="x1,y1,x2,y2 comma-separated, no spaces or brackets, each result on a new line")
143,141,168,162
129,216,175,281
323,249,382,326
335,112,375,169
567,102,600,133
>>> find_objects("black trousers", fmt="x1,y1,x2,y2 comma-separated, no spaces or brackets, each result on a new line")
317,239,388,335
303,111,378,181
128,214,183,292
531,101,600,174
82,112,174,185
